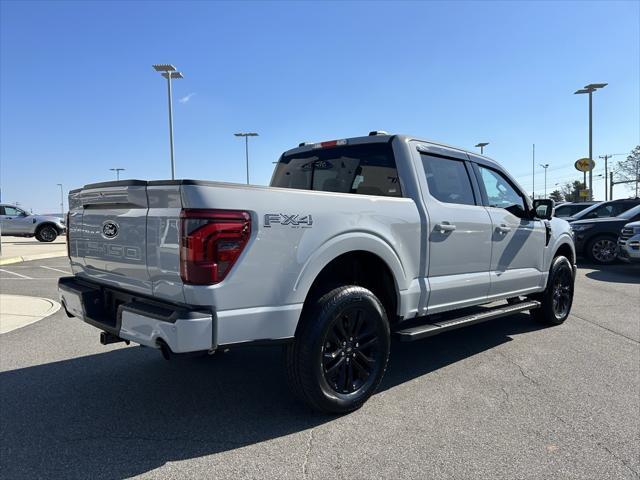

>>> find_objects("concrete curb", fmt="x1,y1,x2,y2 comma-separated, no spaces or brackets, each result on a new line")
0,252,67,266
0,294,62,334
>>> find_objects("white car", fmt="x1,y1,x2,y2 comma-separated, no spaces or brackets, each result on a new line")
0,204,66,242
618,220,640,263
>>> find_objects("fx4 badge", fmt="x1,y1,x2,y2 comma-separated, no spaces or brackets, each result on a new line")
264,214,313,228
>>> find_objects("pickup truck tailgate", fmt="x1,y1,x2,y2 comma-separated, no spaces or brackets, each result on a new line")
72,182,152,295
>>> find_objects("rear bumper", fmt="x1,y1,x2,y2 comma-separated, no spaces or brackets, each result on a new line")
58,276,301,353
58,277,213,353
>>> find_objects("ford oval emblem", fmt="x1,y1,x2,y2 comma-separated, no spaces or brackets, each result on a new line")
102,221,119,239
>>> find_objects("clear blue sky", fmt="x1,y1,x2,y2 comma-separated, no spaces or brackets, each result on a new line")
1,0,638,212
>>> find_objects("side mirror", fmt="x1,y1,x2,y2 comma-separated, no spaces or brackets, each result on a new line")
532,199,554,220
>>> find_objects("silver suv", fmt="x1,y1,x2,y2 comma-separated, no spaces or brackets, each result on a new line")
0,204,66,242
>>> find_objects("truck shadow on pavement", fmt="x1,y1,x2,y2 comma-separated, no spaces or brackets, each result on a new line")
0,313,545,479
579,262,640,284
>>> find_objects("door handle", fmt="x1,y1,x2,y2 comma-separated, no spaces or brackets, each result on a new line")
435,223,456,233
496,224,512,234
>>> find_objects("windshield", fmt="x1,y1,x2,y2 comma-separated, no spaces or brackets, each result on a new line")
271,143,402,197
572,201,638,220
554,203,592,218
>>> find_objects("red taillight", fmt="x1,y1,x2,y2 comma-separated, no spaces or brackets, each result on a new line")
180,209,251,285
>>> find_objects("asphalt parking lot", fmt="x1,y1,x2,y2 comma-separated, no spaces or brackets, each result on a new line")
0,257,638,479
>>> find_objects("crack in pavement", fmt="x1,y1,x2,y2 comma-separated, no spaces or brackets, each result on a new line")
498,350,540,386
498,351,638,477
302,428,315,478
570,312,639,344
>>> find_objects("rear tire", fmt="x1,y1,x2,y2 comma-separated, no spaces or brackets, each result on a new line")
530,256,574,325
35,225,58,242
285,286,390,414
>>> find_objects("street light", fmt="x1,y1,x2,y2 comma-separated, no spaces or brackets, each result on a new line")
574,82,607,201
539,164,549,198
153,64,184,180
56,183,64,215
109,168,125,181
234,132,259,184
475,142,489,155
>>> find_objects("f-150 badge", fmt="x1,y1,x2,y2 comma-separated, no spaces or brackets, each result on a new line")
264,214,313,228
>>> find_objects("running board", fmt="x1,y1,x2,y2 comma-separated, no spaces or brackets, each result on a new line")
396,300,541,342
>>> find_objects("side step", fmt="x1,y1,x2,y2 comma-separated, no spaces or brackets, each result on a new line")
396,300,541,342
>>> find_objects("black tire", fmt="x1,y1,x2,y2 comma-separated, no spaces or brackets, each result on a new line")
35,225,58,242
285,286,390,414
586,235,618,264
530,256,574,325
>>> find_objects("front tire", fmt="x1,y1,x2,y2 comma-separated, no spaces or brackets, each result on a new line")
35,225,58,242
586,235,618,264
530,256,574,325
285,286,390,414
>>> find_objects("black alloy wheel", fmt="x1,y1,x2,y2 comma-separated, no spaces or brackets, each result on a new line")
321,306,382,395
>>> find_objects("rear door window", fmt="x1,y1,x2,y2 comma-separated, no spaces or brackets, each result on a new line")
271,143,402,197
588,202,636,218
420,155,476,206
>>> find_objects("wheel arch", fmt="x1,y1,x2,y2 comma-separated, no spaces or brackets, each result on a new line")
36,221,63,234
553,240,575,265
294,234,406,324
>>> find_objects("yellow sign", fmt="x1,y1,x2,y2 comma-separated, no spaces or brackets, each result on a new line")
579,189,590,198
575,158,595,172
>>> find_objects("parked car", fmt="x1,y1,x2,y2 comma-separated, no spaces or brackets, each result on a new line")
553,201,598,218
0,204,66,242
571,204,640,264
565,198,640,223
58,132,575,413
618,220,640,263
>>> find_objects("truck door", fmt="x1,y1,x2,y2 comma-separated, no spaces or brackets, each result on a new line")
415,145,493,314
473,163,546,298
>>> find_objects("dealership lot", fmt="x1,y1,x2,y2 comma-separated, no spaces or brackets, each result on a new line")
0,258,638,479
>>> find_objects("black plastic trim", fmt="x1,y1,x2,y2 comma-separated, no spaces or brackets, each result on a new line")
58,276,212,335
217,337,294,349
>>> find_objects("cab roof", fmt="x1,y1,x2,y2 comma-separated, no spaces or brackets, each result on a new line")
283,133,502,170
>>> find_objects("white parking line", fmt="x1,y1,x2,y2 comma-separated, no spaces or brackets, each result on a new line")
0,278,59,280
0,269,33,279
40,266,72,275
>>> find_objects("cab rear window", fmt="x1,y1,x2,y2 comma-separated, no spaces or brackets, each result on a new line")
271,143,402,197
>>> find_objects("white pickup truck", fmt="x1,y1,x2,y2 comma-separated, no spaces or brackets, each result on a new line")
59,132,575,413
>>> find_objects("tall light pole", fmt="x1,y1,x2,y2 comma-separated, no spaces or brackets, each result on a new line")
475,142,489,155
234,132,259,184
574,83,607,201
539,163,549,198
56,183,64,215
109,168,125,181
532,144,535,199
153,64,184,180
